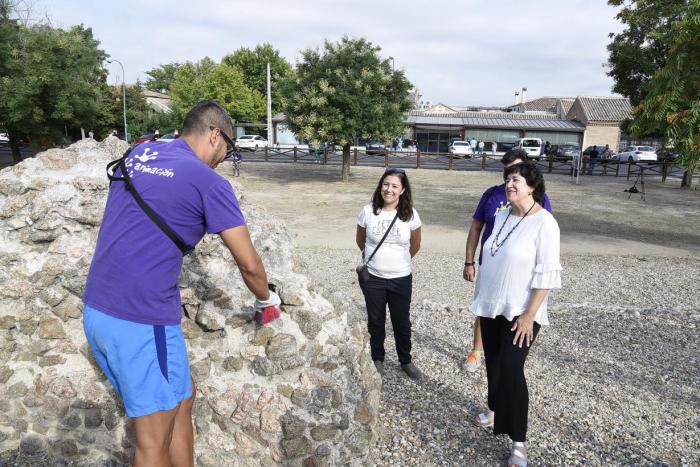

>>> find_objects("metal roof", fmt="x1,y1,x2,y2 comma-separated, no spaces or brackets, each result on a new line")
404,114,585,132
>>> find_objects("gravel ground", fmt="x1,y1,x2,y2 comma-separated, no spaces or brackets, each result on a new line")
297,248,700,466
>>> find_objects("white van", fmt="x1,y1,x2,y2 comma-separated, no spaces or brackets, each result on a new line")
517,138,543,159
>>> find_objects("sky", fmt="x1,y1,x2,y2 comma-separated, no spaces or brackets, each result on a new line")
31,0,626,107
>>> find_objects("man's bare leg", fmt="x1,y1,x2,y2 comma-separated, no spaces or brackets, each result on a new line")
133,405,179,467
169,379,196,467
473,316,483,351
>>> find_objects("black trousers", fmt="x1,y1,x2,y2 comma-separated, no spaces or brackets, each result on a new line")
360,273,413,364
480,315,541,442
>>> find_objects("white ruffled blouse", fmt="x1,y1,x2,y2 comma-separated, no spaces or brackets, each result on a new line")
470,208,562,325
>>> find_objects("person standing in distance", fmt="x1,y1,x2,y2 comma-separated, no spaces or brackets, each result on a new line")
462,149,551,372
83,100,281,467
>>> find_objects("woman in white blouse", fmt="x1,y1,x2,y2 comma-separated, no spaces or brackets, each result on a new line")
356,168,423,380
470,162,561,467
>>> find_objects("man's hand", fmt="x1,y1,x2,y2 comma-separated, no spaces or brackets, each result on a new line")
253,291,282,325
463,264,476,282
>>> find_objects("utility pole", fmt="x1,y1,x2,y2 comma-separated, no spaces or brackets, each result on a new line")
266,63,273,145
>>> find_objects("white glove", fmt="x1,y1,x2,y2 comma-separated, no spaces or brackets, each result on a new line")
254,291,281,310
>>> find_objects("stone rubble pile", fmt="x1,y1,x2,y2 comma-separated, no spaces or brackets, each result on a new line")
0,137,380,466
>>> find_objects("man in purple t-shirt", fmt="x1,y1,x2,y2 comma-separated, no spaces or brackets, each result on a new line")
461,149,552,373
83,101,281,466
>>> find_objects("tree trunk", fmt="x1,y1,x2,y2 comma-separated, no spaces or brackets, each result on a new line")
342,143,351,182
9,136,23,165
681,170,693,188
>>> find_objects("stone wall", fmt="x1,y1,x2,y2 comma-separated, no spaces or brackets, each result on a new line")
0,137,380,466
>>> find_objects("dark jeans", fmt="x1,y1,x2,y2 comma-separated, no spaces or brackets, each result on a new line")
480,315,541,442
360,273,413,364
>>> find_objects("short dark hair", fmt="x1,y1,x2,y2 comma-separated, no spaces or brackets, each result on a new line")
181,100,233,137
372,169,414,222
501,148,528,165
503,162,546,204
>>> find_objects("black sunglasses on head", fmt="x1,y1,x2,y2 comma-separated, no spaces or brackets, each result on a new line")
209,126,239,160
385,167,406,174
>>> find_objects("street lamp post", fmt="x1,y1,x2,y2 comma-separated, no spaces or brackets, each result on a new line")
107,59,129,143
389,56,395,72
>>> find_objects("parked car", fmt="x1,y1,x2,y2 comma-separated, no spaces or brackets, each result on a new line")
236,134,268,151
517,138,543,159
617,145,657,162
365,140,386,155
448,141,474,158
656,148,680,162
157,133,178,142
0,132,9,144
552,144,580,160
134,133,158,144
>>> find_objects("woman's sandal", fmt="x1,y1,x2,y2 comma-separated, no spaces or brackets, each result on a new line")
508,442,528,467
472,410,494,428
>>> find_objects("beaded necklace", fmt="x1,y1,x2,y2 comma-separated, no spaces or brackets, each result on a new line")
490,201,536,256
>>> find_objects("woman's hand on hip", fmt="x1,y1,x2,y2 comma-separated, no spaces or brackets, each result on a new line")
511,313,535,348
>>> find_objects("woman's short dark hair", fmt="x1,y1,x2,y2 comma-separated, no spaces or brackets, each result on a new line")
503,162,546,205
371,168,414,221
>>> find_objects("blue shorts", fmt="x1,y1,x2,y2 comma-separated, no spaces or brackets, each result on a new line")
83,304,192,418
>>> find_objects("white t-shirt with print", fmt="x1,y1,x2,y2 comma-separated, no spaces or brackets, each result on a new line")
357,204,422,279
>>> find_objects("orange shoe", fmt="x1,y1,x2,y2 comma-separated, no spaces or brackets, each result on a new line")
462,350,482,372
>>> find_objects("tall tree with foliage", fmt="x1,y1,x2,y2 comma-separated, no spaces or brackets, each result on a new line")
222,43,294,114
0,2,108,163
170,59,265,123
279,36,413,181
144,62,181,94
630,1,699,187
606,0,689,106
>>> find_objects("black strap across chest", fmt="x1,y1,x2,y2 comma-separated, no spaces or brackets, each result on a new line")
106,148,194,256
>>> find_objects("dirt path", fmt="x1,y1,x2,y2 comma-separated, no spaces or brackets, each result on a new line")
219,162,700,258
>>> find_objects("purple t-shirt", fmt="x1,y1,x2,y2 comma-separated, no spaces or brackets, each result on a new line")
84,139,246,325
472,183,552,264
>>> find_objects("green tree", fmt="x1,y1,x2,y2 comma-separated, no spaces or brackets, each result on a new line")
222,43,294,113
606,0,689,106
630,1,700,187
279,36,413,181
0,4,108,163
170,59,265,122
144,62,181,94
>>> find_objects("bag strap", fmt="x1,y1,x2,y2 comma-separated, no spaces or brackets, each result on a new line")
364,210,400,265
107,148,195,256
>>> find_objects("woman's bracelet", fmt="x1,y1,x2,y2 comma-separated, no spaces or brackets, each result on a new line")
464,261,475,266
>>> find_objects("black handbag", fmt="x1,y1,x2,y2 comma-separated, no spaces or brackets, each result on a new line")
357,210,400,285
106,148,195,255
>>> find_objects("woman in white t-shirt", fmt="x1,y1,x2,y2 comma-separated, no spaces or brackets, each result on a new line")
356,168,423,380
470,162,561,467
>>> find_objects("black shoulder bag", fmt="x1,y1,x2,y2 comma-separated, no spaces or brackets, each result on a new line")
356,210,400,285
106,148,195,255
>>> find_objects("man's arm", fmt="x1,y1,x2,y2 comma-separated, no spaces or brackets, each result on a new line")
219,225,270,300
463,219,484,282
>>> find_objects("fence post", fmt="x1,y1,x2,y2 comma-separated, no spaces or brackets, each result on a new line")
264,146,269,162
582,156,589,175
384,151,389,167
323,147,328,165
481,153,486,170
615,161,620,177
548,155,554,174
448,153,453,171
293,146,298,163
661,160,668,182
353,147,358,166
627,161,632,180
416,150,421,168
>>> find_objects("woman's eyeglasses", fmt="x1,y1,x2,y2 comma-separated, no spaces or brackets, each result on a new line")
210,126,240,160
